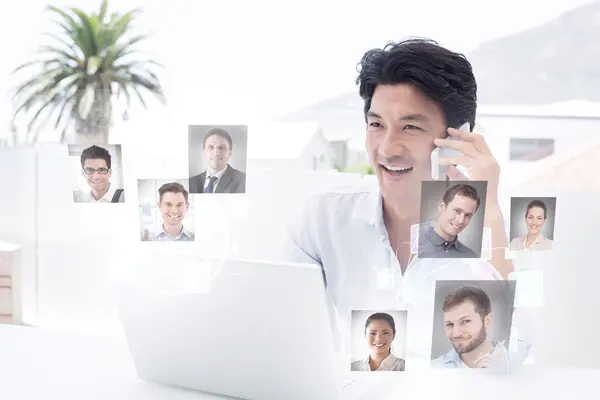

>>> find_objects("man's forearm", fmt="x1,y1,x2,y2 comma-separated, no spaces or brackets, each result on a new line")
485,203,514,280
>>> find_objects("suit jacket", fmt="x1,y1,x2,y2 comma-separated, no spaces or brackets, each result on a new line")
189,165,247,194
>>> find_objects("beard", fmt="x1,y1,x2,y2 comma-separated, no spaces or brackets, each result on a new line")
452,326,487,354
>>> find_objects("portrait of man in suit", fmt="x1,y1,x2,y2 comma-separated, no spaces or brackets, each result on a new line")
189,127,247,194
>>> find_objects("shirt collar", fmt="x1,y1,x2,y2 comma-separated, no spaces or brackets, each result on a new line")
354,180,384,226
426,226,469,252
441,340,503,366
360,353,399,370
156,224,193,240
88,183,116,202
523,234,546,246
207,165,228,180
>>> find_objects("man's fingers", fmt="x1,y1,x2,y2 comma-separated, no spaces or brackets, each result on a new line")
447,127,492,155
434,137,479,158
446,165,468,181
438,155,475,168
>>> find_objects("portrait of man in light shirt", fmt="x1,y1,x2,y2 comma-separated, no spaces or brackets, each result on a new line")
418,183,483,259
431,285,511,371
189,127,247,194
141,182,195,241
73,145,125,203
282,38,519,363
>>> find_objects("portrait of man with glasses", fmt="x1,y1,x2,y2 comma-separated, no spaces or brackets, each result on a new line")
72,145,125,203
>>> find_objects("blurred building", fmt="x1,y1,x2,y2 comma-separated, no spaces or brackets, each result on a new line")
477,100,600,187
247,122,334,171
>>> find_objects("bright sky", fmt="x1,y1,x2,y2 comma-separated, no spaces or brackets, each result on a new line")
0,0,595,136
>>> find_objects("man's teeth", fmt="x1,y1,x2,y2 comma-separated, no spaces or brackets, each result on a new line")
384,165,412,172
374,344,385,347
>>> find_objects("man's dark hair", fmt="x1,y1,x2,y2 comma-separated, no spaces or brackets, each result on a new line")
441,183,480,211
364,312,396,335
356,38,477,130
158,182,189,203
526,199,547,219
442,286,492,321
203,127,233,150
80,145,111,169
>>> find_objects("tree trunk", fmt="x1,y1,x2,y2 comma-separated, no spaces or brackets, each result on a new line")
67,89,113,146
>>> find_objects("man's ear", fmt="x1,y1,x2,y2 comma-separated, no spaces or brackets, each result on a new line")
438,200,445,213
484,313,493,331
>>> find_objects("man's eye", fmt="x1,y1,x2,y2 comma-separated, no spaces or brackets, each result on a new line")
404,124,421,130
368,122,383,128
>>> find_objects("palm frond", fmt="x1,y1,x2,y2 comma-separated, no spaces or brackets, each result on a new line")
12,1,165,143
98,0,109,22
69,8,98,57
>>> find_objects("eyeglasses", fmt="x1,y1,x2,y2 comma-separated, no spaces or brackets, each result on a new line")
83,167,110,175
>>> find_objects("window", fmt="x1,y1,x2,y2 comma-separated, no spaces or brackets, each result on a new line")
509,138,555,161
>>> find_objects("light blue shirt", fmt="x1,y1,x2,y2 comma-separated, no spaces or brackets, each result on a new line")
281,179,527,367
431,340,510,370
147,225,195,242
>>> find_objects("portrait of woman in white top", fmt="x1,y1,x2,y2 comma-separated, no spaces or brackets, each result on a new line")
351,312,406,371
509,199,553,251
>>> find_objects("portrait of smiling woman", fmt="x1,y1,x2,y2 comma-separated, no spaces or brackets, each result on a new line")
509,198,556,251
350,311,406,372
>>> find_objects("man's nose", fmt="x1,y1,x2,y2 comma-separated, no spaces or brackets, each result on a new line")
452,327,465,338
379,128,406,159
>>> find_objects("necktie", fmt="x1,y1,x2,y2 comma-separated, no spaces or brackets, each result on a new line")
205,176,218,193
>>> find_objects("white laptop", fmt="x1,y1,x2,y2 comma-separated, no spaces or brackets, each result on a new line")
114,257,395,400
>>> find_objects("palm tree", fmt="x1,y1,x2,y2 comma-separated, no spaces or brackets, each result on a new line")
10,0,165,144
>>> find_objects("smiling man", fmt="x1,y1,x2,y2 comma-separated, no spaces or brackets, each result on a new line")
432,286,510,370
418,183,481,258
282,38,520,363
189,127,246,194
141,182,194,241
73,145,125,203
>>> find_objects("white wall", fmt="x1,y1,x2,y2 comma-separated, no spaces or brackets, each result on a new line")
247,130,334,171
235,169,368,260
476,115,600,185
0,148,37,323
246,158,306,171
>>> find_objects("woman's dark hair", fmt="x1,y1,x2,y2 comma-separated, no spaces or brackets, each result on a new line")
526,199,548,219
355,37,477,130
364,312,396,335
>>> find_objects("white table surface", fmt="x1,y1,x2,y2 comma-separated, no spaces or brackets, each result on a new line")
2,325,600,400
0,325,229,400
